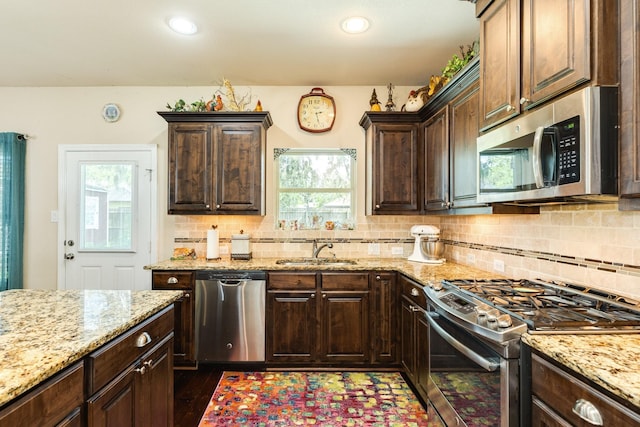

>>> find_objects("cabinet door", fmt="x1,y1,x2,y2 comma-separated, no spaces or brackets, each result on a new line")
521,0,589,108
400,298,416,380
620,0,640,203
214,123,264,213
136,338,174,427
415,311,430,399
167,123,215,213
450,83,481,209
152,271,195,367
479,0,520,130
424,106,450,212
266,291,317,363
87,368,137,427
370,123,421,214
371,272,397,365
320,291,369,363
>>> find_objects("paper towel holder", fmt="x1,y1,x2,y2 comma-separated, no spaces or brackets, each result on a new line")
206,225,221,261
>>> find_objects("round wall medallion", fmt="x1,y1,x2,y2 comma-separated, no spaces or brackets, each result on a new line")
102,103,121,122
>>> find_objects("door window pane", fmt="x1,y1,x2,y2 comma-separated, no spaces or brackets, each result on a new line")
80,162,135,251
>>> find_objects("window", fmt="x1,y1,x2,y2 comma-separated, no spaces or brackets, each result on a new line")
276,148,355,230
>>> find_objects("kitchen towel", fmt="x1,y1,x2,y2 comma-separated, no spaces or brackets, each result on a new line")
206,227,219,260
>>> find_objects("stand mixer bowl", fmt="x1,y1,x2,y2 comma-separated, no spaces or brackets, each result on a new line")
421,240,445,259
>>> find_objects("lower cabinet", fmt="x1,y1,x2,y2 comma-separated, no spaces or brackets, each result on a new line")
0,362,84,427
266,271,395,366
399,274,429,401
86,306,174,427
151,271,196,368
530,351,640,426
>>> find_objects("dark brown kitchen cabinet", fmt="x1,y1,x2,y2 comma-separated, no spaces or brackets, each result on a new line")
266,272,317,364
266,271,374,366
0,362,84,427
620,0,640,209
477,0,617,131
86,306,174,427
370,272,398,365
530,351,640,426
319,272,370,364
360,113,422,215
423,106,449,212
158,112,272,215
152,271,196,368
399,274,429,402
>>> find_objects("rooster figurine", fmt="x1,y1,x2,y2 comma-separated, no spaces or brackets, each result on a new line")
214,95,224,111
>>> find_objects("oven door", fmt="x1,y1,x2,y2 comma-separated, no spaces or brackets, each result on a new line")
426,307,520,427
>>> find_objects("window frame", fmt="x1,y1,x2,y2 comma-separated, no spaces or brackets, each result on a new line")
275,148,356,230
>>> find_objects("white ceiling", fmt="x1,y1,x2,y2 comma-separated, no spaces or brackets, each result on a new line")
2,0,479,87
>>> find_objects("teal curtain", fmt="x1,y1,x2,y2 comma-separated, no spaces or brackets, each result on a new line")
0,133,26,291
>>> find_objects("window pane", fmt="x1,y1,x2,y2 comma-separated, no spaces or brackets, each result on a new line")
80,162,134,251
276,149,355,230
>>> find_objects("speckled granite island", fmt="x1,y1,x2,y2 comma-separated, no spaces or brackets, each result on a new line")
0,289,183,411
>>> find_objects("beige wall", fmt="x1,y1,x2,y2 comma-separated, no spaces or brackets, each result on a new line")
0,86,638,298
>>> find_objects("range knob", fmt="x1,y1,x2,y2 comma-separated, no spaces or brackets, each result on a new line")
497,314,513,328
475,303,491,316
431,281,443,291
486,309,500,322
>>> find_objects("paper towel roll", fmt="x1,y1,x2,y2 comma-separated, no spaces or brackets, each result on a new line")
206,228,219,259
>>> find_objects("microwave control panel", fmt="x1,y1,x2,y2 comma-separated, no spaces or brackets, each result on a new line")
557,116,580,184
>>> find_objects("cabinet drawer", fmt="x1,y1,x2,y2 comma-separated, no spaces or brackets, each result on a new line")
531,353,640,425
268,272,316,290
399,275,427,309
152,271,194,290
0,362,84,427
321,272,369,290
86,305,174,394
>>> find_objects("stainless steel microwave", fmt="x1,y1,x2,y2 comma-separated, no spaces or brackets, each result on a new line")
477,86,618,204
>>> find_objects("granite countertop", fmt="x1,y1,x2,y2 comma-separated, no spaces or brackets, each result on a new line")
144,257,502,285
523,333,640,410
0,289,183,408
148,256,640,412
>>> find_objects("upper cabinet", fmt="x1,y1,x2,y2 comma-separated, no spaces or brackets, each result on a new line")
360,113,422,215
620,0,640,209
477,0,618,131
159,112,272,215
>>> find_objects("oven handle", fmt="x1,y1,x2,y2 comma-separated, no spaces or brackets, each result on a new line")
426,312,500,372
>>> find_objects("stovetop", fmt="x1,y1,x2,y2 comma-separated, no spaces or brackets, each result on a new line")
440,278,640,334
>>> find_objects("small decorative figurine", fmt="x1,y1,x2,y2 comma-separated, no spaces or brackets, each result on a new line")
369,89,381,111
385,83,396,111
254,100,263,111
214,95,224,111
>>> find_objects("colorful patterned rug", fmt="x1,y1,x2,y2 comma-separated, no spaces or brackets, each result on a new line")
198,371,434,426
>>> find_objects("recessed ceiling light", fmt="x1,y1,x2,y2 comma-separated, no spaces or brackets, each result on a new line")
168,17,198,35
341,16,370,34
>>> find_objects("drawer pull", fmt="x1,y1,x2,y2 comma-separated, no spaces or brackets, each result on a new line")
135,332,152,348
410,288,419,297
134,365,146,375
167,276,178,284
572,399,603,426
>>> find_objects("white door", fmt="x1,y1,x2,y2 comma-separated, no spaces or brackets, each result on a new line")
58,145,157,290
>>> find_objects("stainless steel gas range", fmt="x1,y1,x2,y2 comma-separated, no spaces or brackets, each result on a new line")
422,278,640,427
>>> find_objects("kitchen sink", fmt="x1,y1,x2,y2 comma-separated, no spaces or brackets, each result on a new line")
275,258,357,266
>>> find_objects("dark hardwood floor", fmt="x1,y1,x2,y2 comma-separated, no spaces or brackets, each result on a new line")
174,365,222,427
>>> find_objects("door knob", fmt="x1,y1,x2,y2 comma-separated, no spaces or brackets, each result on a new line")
64,253,75,260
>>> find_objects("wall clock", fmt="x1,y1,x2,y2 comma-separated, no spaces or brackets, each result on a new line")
102,103,121,122
297,88,336,133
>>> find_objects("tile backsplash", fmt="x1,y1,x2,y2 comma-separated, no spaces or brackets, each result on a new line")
172,203,640,299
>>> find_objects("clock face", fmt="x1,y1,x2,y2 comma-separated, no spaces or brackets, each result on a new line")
297,90,336,133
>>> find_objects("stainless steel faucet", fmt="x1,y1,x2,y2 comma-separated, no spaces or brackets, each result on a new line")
311,240,333,258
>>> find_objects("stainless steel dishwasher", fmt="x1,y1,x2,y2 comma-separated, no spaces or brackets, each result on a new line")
195,270,266,362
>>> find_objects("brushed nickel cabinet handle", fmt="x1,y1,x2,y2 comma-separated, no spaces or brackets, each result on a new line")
572,399,603,426
135,332,152,348
410,288,419,297
167,276,178,284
